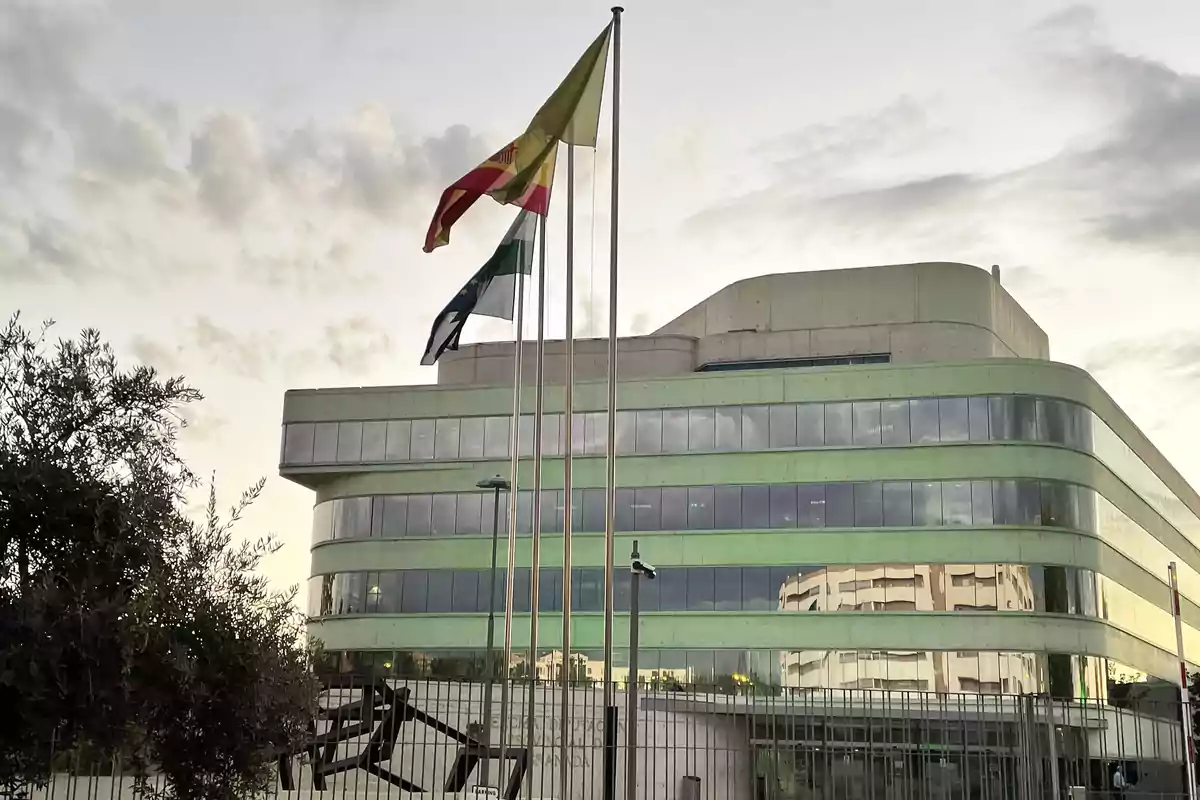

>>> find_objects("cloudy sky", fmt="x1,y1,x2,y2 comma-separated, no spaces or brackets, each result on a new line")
4,0,1200,594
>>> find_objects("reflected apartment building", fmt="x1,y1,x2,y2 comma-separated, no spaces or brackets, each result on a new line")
281,262,1200,700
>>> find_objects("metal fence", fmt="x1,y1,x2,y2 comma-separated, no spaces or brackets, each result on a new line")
13,677,1196,800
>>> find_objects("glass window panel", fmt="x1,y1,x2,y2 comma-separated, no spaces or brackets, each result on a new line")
714,485,742,529
312,501,334,544
585,411,607,455
570,412,586,456
634,410,662,454
458,417,485,459
939,398,970,442
340,572,366,614
912,482,943,526
992,480,1019,525
431,494,457,535
406,495,432,536
337,422,364,462
910,399,940,443
456,493,483,535
613,568,631,613
370,498,384,537
634,488,661,531
742,567,775,611
511,569,532,613
1013,396,1039,441
400,571,427,613
657,570,686,611
796,404,824,447
575,568,604,612
825,403,852,446
384,420,411,461
826,483,854,527
364,572,383,613
518,415,535,457
988,396,1015,441
882,482,913,526
313,422,338,462
433,418,459,459
688,408,715,451
411,419,435,460
662,409,689,453
426,572,453,613
451,571,480,613
1016,480,1042,525
1065,402,1094,451
380,496,406,538
968,397,990,441
852,401,882,446
515,491,534,534
854,482,884,527
541,413,561,457
713,568,742,611
483,416,510,458
688,567,715,610
377,571,403,613
972,481,994,525
770,484,797,528
742,485,770,529
661,488,688,530
881,401,910,445
687,486,715,530
540,490,564,534
742,405,770,450
715,407,742,451
581,488,606,533
614,411,636,455
615,488,637,532
334,497,372,539
796,484,826,528
360,421,387,462
538,568,562,613
769,405,797,448
480,490,509,539
942,481,973,525
284,423,315,464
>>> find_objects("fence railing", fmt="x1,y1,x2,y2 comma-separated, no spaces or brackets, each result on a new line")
11,676,1196,800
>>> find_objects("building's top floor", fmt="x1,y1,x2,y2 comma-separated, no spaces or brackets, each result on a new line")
435,261,1049,388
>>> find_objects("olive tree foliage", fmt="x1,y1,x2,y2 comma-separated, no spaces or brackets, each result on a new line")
0,315,318,800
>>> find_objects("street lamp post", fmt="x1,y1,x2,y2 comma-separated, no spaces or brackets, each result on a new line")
476,475,510,789
626,541,656,800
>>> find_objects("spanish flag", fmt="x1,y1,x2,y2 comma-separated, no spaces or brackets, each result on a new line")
423,23,612,253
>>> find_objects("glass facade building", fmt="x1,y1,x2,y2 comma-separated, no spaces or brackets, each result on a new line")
280,263,1200,699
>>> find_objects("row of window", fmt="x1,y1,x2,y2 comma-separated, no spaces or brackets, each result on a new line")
282,394,1092,466
321,649,1111,700
314,479,1098,542
308,562,1091,618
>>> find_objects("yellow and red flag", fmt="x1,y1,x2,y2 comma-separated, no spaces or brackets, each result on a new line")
423,23,612,253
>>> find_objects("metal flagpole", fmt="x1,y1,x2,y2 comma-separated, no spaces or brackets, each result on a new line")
496,262,526,793
525,210,549,794
559,144,577,795
1170,562,1198,800
601,8,623,800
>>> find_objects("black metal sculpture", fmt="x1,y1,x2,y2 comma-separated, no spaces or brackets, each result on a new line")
277,676,528,800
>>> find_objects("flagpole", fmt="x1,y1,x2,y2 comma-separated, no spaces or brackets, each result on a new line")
559,144,577,794
496,261,526,792
601,8,622,800
525,210,548,788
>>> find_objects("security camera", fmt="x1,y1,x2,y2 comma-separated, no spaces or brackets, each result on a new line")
631,559,656,580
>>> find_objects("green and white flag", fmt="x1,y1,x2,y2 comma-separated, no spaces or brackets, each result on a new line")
421,209,537,366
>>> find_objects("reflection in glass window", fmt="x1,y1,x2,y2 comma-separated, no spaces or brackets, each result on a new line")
411,420,436,460
541,490,564,533
570,413,587,456
337,422,364,462
688,567,715,610
910,399,940,444
769,404,797,448
385,420,411,461
688,486,715,529
971,481,994,525
742,485,770,529
912,482,942,526
714,567,742,610
634,410,662,454
380,496,407,537
515,491,534,534
541,414,561,457
825,403,852,446
742,406,770,450
426,573,453,613
942,481,972,525
284,423,315,464
312,501,334,543
518,414,535,457
939,398,969,442
584,411,607,455
401,571,427,613
688,408,715,451
456,493,482,535
852,402,882,446
1013,396,1039,441
854,482,884,527
661,488,688,530
882,482,913,526
770,484,797,528
334,497,371,539
481,491,508,537
714,486,741,529
796,484,825,528
434,418,460,459
431,494,457,535
826,484,854,527
715,407,741,451
742,567,775,611
881,401,910,445
451,571,479,612
313,422,339,462
406,495,432,536
796,404,824,447
662,409,689,453
483,416,509,458
582,488,606,533
634,488,661,531
968,397,990,441
459,417,485,459
614,411,636,455
615,488,636,532
360,421,387,461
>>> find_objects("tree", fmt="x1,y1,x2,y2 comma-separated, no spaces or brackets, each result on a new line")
0,315,318,800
